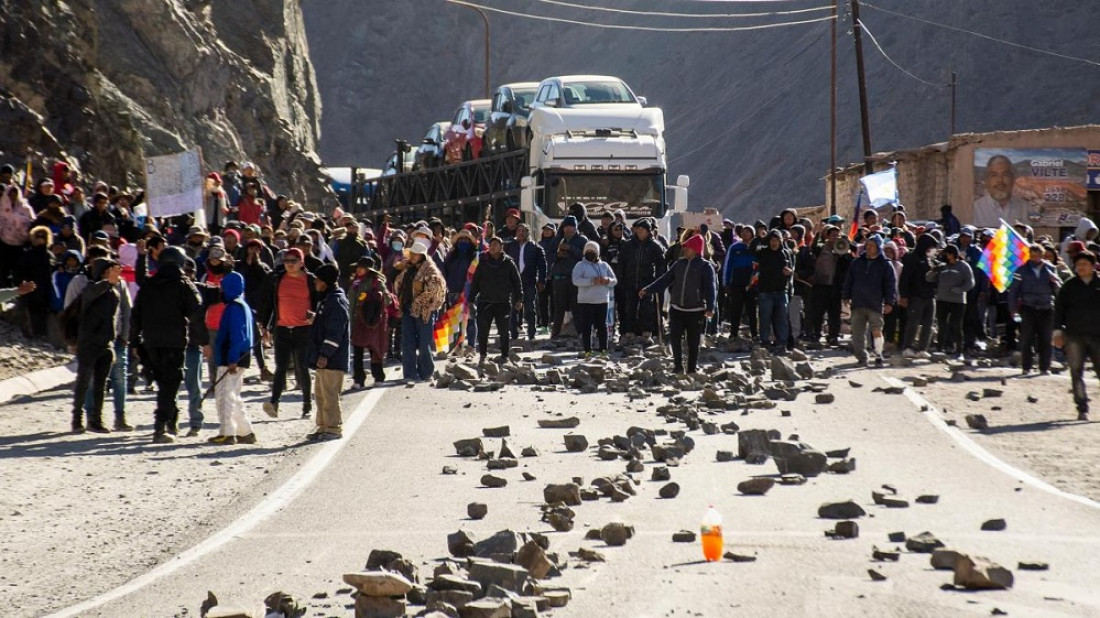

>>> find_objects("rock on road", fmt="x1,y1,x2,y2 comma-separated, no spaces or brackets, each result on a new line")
46,352,1100,618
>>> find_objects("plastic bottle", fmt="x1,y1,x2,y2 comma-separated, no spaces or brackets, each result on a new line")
700,505,724,562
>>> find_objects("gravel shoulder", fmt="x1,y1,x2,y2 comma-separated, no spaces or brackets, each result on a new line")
0,373,370,617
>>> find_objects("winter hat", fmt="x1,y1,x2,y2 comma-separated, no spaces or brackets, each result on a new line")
632,218,652,232
505,208,521,220
315,263,339,286
207,246,226,261
583,241,600,256
883,240,898,256
865,234,884,249
754,220,767,230
223,229,241,243
90,258,119,282
1066,240,1086,256
357,256,376,270
561,216,578,229
682,234,705,256
613,208,626,221
245,238,264,249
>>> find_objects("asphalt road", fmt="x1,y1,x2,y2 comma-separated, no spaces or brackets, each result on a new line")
43,354,1100,617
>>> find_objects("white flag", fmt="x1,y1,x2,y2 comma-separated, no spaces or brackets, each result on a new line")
859,167,898,209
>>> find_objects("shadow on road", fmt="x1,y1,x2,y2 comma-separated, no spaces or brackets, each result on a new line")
976,419,1088,435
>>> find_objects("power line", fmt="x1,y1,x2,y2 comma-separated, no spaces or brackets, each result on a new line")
857,19,946,88
528,0,834,18
863,2,1100,69
447,0,836,33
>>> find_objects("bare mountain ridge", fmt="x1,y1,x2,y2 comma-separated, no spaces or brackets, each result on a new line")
0,0,328,202
302,0,1100,220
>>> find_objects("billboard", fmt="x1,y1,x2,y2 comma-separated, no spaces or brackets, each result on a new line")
145,149,203,218
972,148,1088,228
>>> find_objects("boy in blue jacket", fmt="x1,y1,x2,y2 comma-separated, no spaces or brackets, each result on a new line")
208,271,255,445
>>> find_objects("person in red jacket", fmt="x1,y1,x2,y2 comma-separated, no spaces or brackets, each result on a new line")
234,180,265,226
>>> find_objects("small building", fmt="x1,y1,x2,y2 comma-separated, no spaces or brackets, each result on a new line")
826,125,1100,239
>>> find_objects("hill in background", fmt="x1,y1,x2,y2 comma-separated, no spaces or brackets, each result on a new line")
302,0,1100,220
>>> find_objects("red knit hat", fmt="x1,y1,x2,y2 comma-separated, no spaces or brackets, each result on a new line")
683,233,705,256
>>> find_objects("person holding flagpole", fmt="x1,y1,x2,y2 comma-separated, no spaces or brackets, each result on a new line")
1053,250,1100,422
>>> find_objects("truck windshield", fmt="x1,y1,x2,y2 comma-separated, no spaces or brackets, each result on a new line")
544,173,664,219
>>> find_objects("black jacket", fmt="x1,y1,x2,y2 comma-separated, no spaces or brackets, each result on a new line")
470,253,522,305
77,280,120,352
257,268,321,331
755,246,793,294
899,235,939,300
504,240,547,286
130,264,202,349
619,236,666,290
1054,275,1100,337
644,256,717,312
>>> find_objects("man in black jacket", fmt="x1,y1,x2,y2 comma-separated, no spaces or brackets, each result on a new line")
640,234,716,374
72,258,122,434
899,234,939,358
505,224,546,342
618,219,666,337
755,230,794,352
1053,251,1100,421
470,237,522,364
130,247,203,443
567,202,600,243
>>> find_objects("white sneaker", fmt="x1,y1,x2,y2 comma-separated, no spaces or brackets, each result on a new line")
902,349,916,359
915,351,931,360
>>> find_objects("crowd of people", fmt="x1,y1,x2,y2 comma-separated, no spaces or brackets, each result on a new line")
1,158,1098,445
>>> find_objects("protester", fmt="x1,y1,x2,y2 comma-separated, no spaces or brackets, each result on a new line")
505,223,546,342
349,256,390,388
899,234,939,359
259,247,318,420
1053,251,1100,421
207,271,256,445
926,245,975,357
639,234,716,374
841,234,896,366
130,246,202,443
755,230,793,353
1009,243,1061,375
71,258,122,434
393,239,446,382
306,264,350,440
470,237,522,365
572,240,617,358
618,219,666,337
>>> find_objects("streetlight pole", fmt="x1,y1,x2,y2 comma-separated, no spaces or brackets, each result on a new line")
829,0,838,215
448,2,491,99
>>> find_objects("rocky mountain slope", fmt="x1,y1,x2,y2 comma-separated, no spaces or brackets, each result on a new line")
0,0,329,203
302,0,1100,219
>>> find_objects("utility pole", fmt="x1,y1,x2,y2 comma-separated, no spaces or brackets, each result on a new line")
850,0,874,176
949,71,957,136
829,0,839,215
447,2,491,99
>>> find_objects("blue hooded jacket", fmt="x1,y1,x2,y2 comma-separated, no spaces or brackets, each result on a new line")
51,250,84,312
214,271,254,367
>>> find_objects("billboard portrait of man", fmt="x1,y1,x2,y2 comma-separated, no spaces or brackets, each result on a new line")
973,154,1029,228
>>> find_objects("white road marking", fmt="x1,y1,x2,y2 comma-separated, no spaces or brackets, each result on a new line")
882,377,1100,511
44,387,386,618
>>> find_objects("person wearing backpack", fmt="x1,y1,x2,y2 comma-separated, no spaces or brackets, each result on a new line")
349,256,390,388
